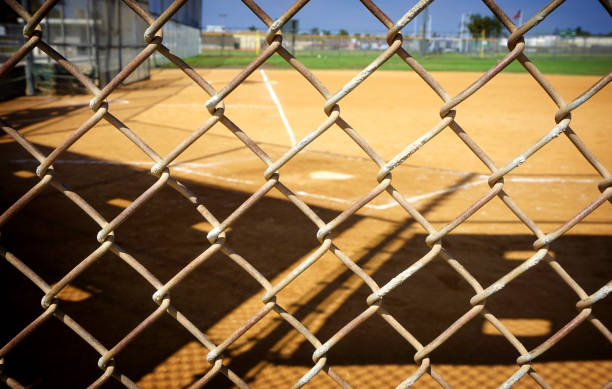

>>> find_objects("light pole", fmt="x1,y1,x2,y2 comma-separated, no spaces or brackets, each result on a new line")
420,6,429,56
459,13,466,53
219,13,227,55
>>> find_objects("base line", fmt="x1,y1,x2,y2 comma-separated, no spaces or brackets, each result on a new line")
9,159,600,210
260,69,296,146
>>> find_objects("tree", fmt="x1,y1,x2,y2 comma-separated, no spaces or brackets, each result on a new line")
322,30,331,36
310,27,319,35
465,14,503,38
575,26,591,36
248,25,257,31
338,29,349,36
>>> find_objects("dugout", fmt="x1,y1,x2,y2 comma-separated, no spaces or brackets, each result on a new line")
0,0,202,96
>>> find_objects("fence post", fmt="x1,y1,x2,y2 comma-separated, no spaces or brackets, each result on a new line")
256,29,260,55
480,28,486,58
21,0,35,95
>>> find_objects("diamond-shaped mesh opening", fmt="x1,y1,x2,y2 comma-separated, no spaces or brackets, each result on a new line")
495,137,608,219
264,245,378,347
376,257,478,343
106,183,214,271
168,249,266,337
483,263,589,350
320,314,422,386
112,313,205,384
454,76,560,167
335,74,445,161
48,250,159,345
425,319,521,387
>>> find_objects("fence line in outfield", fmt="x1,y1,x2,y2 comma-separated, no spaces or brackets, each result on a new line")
201,30,612,57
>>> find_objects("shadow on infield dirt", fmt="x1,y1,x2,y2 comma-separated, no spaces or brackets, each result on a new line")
0,141,610,388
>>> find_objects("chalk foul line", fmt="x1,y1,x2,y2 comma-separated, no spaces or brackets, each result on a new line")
260,69,296,146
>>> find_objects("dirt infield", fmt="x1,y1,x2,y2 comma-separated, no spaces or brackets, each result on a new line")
1,68,611,388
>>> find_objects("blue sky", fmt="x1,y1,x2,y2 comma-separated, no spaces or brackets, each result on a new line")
201,0,612,35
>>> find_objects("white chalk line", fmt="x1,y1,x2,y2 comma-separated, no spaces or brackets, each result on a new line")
9,159,600,211
152,103,276,110
171,166,256,185
11,159,258,186
260,69,296,146
10,159,232,169
64,98,130,106
371,176,601,210
65,99,276,111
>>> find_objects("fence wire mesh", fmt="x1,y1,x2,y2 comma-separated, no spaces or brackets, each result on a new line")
1,0,611,388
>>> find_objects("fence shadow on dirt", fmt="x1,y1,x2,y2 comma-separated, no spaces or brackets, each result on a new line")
0,103,88,131
0,140,610,388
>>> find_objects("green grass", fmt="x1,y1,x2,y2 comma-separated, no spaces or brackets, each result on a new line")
176,51,611,75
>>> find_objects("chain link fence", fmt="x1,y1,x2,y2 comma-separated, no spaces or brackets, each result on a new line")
202,31,612,57
201,32,559,57
0,0,152,95
1,0,611,388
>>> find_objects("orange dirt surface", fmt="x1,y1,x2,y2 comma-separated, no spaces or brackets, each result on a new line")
1,68,611,388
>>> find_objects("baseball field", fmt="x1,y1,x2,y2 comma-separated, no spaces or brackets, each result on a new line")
1,64,611,388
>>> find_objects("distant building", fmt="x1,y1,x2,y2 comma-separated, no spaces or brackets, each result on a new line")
206,25,226,33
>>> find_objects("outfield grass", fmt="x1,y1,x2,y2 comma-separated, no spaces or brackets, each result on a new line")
177,51,612,75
